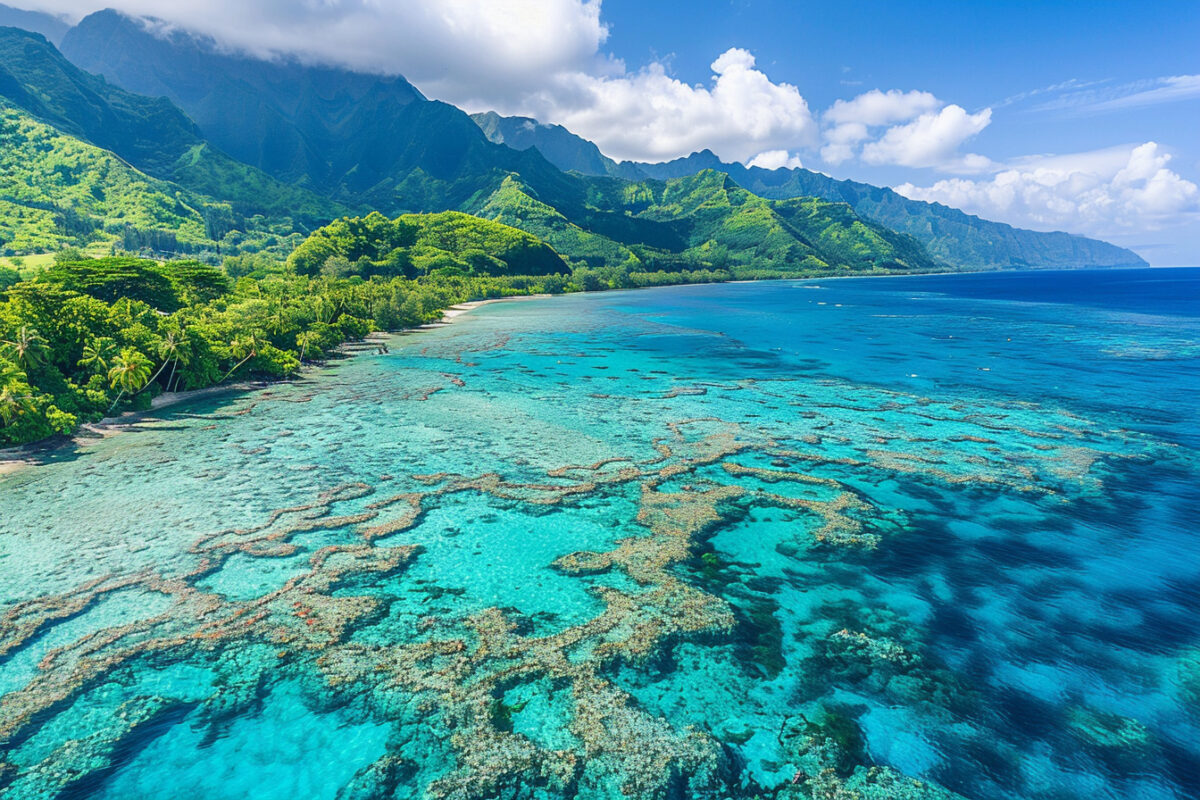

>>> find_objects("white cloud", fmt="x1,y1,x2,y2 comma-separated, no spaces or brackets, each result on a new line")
860,105,993,172
824,89,940,127
516,48,817,163
747,149,804,170
13,0,613,105
819,89,993,172
819,121,869,165
894,142,1200,236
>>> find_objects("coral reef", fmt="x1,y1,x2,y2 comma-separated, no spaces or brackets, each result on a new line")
0,385,1145,798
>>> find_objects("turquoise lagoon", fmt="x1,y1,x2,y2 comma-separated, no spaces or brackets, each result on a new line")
1,268,1198,799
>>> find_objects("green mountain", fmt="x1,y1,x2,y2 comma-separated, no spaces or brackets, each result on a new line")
472,113,1146,270
468,169,940,275
0,98,324,259
0,26,345,228
633,151,1146,270
2,99,206,254
59,10,566,212
55,13,935,277
0,27,356,259
23,10,1127,278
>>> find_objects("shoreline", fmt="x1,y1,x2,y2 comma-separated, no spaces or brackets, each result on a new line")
0,332,403,476
0,265,1170,477
436,294,553,324
0,381,263,476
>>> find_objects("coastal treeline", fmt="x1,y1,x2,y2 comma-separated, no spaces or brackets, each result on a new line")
0,249,558,446
0,208,856,449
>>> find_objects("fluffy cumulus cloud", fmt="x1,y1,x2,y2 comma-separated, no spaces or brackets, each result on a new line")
820,89,992,172
894,142,1200,236
824,88,940,127
860,106,993,172
520,48,817,163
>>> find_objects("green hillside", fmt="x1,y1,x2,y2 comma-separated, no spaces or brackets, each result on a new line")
0,25,346,228
471,170,940,276
288,211,569,278
0,101,321,260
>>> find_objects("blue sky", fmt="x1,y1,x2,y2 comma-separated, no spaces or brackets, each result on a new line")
596,0,1200,263
15,0,1200,263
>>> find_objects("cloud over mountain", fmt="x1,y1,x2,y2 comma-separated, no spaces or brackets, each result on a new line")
10,0,613,101
519,48,817,164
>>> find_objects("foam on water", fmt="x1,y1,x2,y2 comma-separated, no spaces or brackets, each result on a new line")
1,268,1197,800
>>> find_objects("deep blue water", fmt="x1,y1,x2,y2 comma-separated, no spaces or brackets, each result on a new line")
1,267,1197,800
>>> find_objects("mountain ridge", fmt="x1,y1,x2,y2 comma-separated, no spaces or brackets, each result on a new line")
2,10,1145,276
0,25,347,228
472,113,1147,270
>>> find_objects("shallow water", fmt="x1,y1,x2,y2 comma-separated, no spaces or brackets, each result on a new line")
1,268,1198,800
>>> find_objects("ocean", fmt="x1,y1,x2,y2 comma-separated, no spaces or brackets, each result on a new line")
1,267,1197,799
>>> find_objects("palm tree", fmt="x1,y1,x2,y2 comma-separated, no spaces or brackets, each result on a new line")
0,381,34,429
296,330,319,365
134,331,183,396
106,348,152,413
218,333,261,384
78,336,118,374
0,360,33,430
164,329,191,393
167,336,195,393
2,325,47,371
311,294,335,325
265,293,290,336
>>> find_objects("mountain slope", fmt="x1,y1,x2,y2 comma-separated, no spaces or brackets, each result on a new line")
637,151,1145,270
471,111,631,179
0,25,345,227
62,10,427,189
472,112,1146,270
470,169,940,275
0,100,309,258
60,10,570,212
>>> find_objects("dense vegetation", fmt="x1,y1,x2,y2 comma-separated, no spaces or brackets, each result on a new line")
3,191,942,448
0,95,340,263
0,250,571,447
471,170,938,275
0,26,347,263
0,102,290,258
0,26,344,224
287,211,569,279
